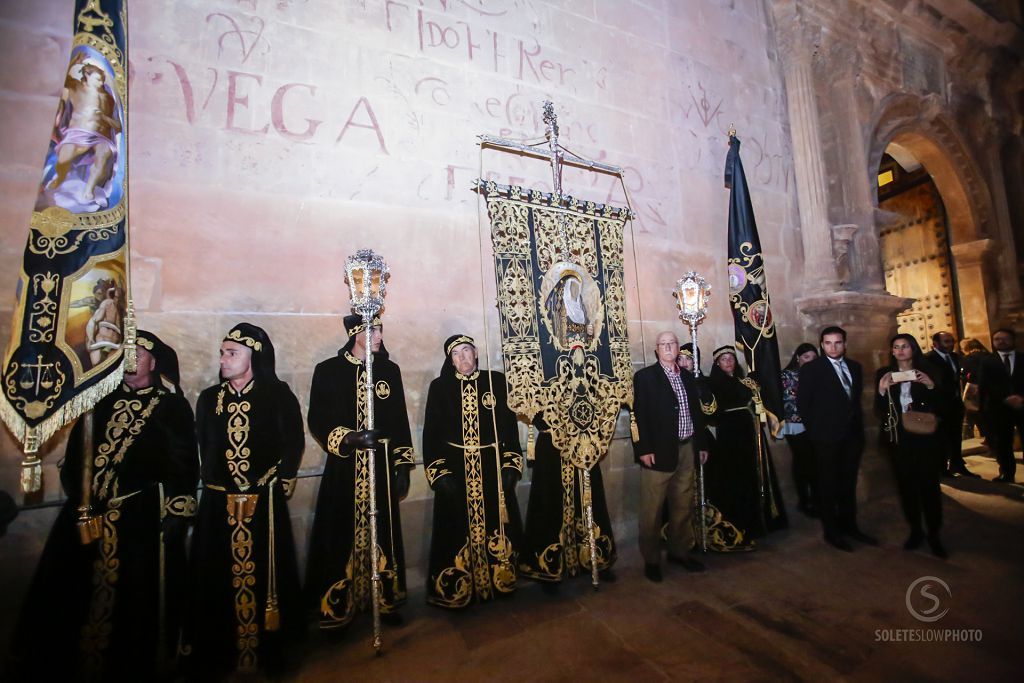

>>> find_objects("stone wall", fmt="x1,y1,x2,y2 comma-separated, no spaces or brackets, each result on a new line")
0,0,801,600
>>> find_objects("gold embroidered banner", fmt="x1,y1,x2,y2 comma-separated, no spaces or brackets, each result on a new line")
478,181,632,471
1,0,133,487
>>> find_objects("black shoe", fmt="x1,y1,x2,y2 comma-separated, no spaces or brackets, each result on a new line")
380,611,404,626
644,563,663,582
928,535,948,559
942,469,956,478
598,567,617,582
960,470,981,479
992,474,1016,483
825,535,854,552
848,530,879,546
667,555,706,572
903,531,924,550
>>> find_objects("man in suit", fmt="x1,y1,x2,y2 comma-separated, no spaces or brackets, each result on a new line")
632,332,710,581
796,326,878,552
926,331,977,478
980,328,1024,482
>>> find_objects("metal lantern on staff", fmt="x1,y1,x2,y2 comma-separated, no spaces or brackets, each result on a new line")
674,271,712,551
343,247,390,653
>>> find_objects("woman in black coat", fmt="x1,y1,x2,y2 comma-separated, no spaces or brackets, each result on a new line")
874,334,949,558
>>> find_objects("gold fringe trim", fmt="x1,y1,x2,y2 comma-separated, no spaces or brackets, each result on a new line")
0,361,125,458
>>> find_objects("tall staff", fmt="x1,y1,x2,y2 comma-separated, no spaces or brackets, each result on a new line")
674,272,712,552
543,102,600,590
343,248,390,654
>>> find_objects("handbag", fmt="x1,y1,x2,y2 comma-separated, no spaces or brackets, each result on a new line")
901,408,938,435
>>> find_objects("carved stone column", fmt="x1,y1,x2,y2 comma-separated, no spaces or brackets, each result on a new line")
773,0,912,361
827,41,886,293
951,238,998,341
978,129,1024,320
773,3,839,292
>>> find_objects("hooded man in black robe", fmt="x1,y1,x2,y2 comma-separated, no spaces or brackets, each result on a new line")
187,323,305,678
10,330,199,681
305,314,415,630
422,334,524,608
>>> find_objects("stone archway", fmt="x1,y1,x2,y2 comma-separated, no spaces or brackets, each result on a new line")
867,93,1000,343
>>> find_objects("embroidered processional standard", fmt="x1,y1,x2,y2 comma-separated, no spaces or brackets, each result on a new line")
477,181,633,471
1,0,133,484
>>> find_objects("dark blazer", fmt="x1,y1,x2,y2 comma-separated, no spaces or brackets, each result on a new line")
796,355,864,443
925,350,963,409
979,349,1024,413
632,362,709,472
873,365,948,429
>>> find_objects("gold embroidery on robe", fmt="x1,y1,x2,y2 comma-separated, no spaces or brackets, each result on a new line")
326,426,351,457
428,540,473,609
226,493,259,673
225,400,252,490
92,391,161,501
79,497,123,672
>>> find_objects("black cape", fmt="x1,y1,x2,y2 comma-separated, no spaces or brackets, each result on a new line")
519,417,616,582
705,368,788,540
187,379,305,677
422,369,524,607
11,383,198,680
305,350,415,628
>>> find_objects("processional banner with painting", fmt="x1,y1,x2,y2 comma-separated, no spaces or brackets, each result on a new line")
476,183,633,471
1,0,134,491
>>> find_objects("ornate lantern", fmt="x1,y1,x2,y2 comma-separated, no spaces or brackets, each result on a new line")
675,271,711,327
344,248,389,317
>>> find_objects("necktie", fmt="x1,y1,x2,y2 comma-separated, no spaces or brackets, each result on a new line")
1004,353,1013,374
838,361,851,397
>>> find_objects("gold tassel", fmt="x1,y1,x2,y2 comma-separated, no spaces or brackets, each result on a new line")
630,411,640,443
526,426,535,461
265,482,279,631
20,454,42,494
499,488,510,524
264,603,280,632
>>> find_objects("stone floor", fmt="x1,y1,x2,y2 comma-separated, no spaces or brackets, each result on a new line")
2,445,1021,681
289,447,1023,682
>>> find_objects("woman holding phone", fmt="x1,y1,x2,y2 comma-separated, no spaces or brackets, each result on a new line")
875,334,949,558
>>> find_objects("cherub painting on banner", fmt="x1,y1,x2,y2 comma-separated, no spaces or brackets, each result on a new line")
35,45,125,213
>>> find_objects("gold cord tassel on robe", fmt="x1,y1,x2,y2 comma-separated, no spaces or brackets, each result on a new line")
526,426,535,461
264,481,280,632
630,411,640,443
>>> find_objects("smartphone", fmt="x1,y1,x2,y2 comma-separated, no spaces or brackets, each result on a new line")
891,370,917,382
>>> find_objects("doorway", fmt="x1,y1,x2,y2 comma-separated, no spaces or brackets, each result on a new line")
877,144,960,349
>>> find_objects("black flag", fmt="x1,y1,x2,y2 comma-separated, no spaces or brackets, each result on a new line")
724,135,784,424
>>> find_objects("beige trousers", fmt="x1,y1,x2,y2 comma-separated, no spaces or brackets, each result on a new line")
638,440,696,564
